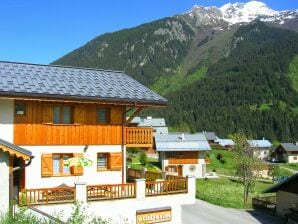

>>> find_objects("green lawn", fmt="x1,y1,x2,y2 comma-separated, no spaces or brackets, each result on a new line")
206,148,236,175
127,151,161,172
196,177,275,209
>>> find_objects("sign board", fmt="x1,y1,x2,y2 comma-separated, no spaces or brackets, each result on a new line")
136,207,171,224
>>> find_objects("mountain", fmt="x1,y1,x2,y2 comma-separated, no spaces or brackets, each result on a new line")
53,1,298,141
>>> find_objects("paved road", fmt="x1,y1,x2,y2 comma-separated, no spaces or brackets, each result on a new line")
182,199,283,224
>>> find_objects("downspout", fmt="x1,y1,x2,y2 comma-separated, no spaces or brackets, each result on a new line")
121,106,125,185
121,106,135,185
9,156,34,215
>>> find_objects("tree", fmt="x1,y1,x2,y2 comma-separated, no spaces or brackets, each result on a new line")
232,132,262,206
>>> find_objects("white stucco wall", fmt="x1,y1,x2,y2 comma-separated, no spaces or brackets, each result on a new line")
22,145,125,188
253,149,270,160
31,176,196,224
276,190,298,217
0,151,10,213
287,155,298,163
0,99,14,142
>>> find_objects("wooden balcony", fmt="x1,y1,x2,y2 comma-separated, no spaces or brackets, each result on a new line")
125,127,153,148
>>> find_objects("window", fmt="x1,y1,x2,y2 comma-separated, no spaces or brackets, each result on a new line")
52,154,72,176
15,102,26,115
167,166,177,173
97,108,110,124
294,156,297,161
97,153,108,170
53,105,73,124
97,152,122,171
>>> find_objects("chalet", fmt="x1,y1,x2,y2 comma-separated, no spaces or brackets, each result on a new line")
201,131,217,144
0,61,196,223
263,173,298,219
155,133,211,178
273,143,298,163
248,139,272,160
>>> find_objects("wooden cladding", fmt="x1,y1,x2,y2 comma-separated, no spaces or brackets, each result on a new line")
14,101,124,145
168,151,199,165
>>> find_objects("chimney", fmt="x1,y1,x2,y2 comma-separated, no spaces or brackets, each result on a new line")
181,133,185,141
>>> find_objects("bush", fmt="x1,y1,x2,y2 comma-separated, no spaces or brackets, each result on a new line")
139,152,148,166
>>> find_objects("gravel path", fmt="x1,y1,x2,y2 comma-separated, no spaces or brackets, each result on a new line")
182,199,284,224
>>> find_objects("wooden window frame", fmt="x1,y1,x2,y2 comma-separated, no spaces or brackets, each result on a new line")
53,105,74,124
15,102,26,116
97,153,108,171
97,107,111,124
52,153,73,177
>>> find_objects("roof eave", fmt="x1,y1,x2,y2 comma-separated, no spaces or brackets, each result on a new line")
0,92,168,107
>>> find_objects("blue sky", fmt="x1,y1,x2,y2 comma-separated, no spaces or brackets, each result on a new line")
0,0,297,64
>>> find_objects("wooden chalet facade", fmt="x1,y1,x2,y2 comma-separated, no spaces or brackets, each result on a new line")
0,61,167,209
155,133,211,178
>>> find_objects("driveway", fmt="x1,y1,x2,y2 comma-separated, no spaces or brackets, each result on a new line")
182,199,283,224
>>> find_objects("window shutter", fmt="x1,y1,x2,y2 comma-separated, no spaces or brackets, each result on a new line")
74,105,85,124
42,104,53,123
108,153,122,170
165,166,169,171
41,154,53,177
71,153,84,176
110,107,122,125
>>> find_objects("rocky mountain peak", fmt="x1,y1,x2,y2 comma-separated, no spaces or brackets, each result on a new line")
185,1,298,26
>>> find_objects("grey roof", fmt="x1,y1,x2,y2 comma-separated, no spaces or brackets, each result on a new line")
138,117,167,127
280,143,298,152
248,139,272,148
201,131,217,141
215,138,235,147
155,133,211,151
263,173,298,193
0,138,32,157
0,61,167,105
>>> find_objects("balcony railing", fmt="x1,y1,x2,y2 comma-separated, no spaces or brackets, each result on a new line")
87,183,136,201
146,179,188,196
19,187,75,206
125,127,153,147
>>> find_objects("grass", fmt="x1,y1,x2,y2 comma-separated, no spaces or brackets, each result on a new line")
127,152,161,172
196,177,275,209
151,66,207,96
206,148,236,175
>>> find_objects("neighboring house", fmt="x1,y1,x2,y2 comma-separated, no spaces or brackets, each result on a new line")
263,173,298,218
215,138,235,149
248,139,272,160
0,138,33,213
201,131,217,144
155,133,211,178
274,143,298,163
129,116,168,135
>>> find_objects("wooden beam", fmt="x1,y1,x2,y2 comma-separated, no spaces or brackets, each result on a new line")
0,145,31,161
125,107,144,126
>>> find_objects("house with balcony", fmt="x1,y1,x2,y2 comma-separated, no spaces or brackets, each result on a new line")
0,61,195,223
155,133,211,178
